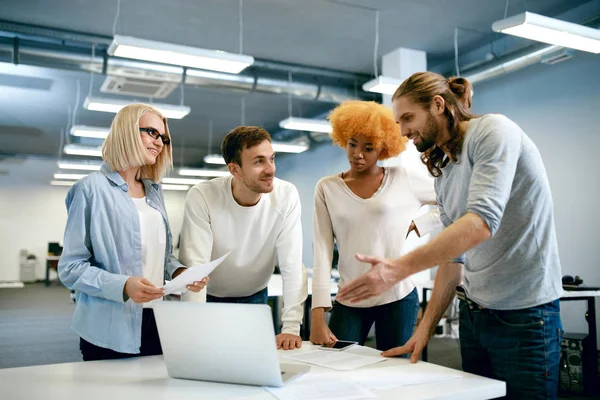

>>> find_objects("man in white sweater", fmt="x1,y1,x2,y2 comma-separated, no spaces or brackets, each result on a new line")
179,126,308,350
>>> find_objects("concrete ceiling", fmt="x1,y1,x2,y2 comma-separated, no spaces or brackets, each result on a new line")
0,0,594,168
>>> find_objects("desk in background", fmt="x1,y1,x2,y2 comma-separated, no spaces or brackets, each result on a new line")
45,256,61,287
0,343,506,399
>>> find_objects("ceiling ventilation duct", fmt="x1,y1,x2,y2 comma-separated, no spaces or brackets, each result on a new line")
540,48,574,64
462,44,564,84
100,76,178,98
0,21,375,104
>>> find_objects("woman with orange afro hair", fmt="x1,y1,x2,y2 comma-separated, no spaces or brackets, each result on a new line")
310,100,441,352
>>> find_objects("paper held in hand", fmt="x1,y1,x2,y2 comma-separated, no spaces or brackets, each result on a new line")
163,252,230,295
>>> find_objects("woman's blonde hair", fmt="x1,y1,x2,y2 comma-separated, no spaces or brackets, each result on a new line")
102,103,173,182
328,100,406,160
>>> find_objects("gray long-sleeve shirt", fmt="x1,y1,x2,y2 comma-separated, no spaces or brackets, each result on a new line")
435,114,563,309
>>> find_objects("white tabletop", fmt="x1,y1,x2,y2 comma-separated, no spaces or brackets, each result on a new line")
0,343,505,400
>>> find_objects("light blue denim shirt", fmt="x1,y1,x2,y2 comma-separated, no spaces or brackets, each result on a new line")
58,162,184,354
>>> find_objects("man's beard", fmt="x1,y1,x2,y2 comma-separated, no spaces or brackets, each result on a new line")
241,174,274,194
415,112,438,152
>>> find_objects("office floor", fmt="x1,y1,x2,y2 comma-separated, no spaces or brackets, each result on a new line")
0,283,598,399
0,282,81,369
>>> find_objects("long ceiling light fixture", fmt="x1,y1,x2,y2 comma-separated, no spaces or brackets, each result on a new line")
203,154,227,165
278,117,331,134
162,177,206,185
57,161,103,171
54,173,88,180
272,141,309,153
108,35,255,74
70,125,109,139
361,76,403,95
179,169,230,178
161,184,191,191
84,96,191,119
203,141,310,165
50,180,77,187
63,144,103,157
51,180,190,191
492,12,600,54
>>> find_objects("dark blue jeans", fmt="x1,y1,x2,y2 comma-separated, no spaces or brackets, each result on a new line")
80,308,162,361
328,288,420,352
206,287,268,304
459,299,563,400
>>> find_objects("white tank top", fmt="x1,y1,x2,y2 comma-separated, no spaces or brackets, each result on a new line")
131,197,166,306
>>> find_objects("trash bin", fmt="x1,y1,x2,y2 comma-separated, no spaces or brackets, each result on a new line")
20,251,38,283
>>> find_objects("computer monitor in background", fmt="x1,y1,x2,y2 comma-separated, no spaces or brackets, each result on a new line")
47,242,63,256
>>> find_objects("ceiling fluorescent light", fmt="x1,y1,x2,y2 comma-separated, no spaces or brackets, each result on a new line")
203,154,227,165
108,35,254,74
63,144,103,157
54,173,88,180
57,161,102,171
179,168,230,178
272,141,309,153
162,177,206,185
161,184,191,191
50,180,77,187
84,96,191,119
204,142,308,164
362,76,403,95
70,125,109,139
492,12,600,54
279,117,331,133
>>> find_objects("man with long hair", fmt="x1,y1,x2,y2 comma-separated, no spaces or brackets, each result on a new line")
338,72,563,399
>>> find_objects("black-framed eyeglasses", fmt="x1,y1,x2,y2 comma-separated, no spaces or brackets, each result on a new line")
140,127,171,145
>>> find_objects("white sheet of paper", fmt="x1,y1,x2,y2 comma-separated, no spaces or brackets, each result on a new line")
264,373,376,400
346,364,462,390
284,350,387,371
162,252,230,295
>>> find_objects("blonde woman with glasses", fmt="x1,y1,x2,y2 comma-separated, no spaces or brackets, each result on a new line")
59,104,206,361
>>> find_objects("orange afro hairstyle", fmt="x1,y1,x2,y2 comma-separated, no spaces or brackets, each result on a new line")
327,100,406,160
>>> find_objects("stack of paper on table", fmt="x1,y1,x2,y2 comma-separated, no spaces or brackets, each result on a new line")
284,350,387,371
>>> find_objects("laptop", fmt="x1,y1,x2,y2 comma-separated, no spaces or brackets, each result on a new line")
153,302,310,387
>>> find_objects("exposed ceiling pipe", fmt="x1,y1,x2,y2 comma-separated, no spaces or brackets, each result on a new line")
0,21,375,103
461,43,563,84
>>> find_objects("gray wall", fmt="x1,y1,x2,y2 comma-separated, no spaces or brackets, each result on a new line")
277,51,600,345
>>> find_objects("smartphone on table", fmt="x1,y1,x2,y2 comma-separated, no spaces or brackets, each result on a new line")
318,340,358,351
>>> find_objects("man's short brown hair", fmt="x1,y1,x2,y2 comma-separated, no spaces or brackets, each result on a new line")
221,126,272,165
